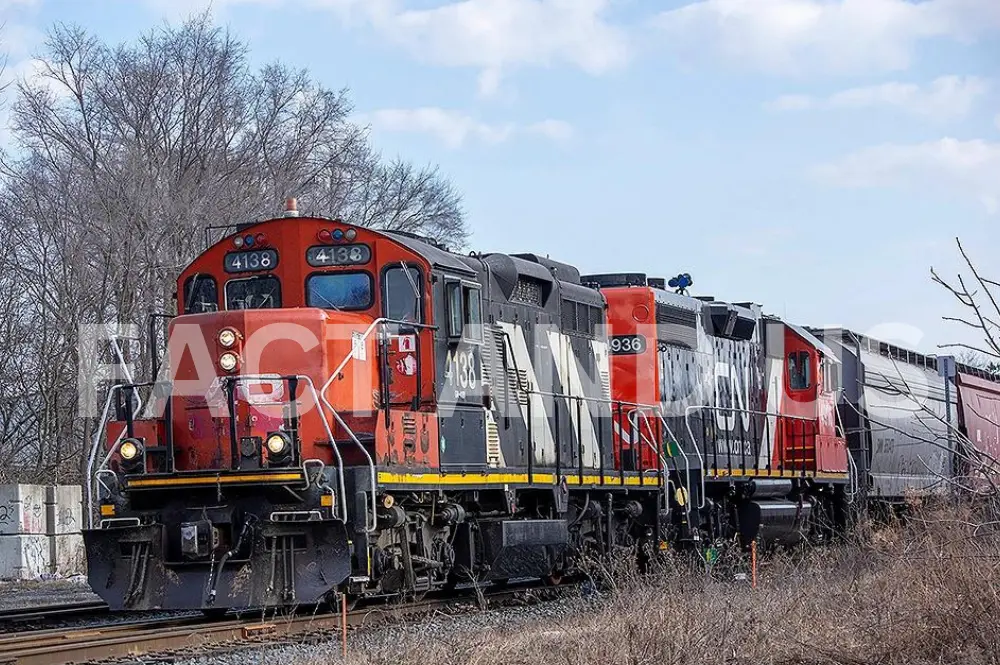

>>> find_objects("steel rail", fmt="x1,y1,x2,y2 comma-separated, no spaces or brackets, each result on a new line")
0,601,109,624
0,584,559,665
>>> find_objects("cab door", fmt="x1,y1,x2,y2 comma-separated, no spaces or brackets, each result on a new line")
434,275,488,467
381,262,432,410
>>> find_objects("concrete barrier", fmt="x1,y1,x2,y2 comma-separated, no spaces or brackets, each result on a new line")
0,485,47,536
0,484,84,580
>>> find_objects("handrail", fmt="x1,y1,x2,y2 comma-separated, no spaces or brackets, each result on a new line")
86,381,150,529
325,317,437,388
85,383,127,529
235,373,349,522
86,333,148,528
833,395,859,503
319,317,436,534
629,405,693,522
684,405,819,509
845,449,859,505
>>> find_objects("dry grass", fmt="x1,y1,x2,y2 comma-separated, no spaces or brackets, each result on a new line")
340,498,1000,665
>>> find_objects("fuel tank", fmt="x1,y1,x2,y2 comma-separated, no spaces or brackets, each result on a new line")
737,499,813,546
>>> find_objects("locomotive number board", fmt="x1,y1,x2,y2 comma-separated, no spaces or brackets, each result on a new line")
306,244,372,267
224,249,279,273
609,334,647,355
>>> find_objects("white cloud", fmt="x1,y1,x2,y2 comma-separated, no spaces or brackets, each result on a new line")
476,67,503,98
766,75,990,120
358,107,572,148
380,0,628,75
766,94,815,111
525,119,574,141
145,0,629,92
652,0,1000,75
813,138,1000,213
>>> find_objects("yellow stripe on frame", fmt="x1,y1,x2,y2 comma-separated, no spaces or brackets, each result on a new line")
127,472,304,488
707,468,849,480
376,471,662,487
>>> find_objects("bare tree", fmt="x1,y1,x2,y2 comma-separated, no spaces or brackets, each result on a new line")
932,237,1000,367
0,12,466,481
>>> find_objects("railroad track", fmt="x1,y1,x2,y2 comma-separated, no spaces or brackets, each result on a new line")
0,601,109,624
0,583,559,665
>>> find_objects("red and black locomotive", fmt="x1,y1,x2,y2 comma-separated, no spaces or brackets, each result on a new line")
82,201,903,611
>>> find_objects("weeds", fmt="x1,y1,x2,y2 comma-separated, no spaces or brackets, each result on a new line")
336,499,1000,665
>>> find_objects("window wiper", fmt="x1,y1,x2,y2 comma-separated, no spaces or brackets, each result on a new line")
400,261,420,302
312,290,342,311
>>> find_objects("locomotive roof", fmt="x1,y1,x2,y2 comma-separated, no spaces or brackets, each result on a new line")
380,228,597,307
383,231,478,276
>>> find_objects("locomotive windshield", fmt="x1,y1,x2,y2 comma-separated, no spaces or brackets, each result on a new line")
225,275,282,309
306,272,373,310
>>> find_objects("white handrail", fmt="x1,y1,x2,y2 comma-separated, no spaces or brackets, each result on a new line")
85,383,127,529
237,373,349,522
682,406,710,509
629,406,693,522
683,405,821,509
85,334,146,528
319,317,434,534
833,395,859,504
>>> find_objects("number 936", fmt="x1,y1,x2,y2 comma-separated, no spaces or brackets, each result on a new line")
609,335,646,355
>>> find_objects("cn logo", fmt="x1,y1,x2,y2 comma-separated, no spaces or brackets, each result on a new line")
714,361,751,432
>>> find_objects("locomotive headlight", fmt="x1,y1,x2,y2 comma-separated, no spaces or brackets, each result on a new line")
218,328,237,348
219,352,239,372
266,433,288,455
120,439,140,460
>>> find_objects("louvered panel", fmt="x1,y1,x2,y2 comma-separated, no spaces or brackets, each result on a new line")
486,416,501,467
480,324,494,386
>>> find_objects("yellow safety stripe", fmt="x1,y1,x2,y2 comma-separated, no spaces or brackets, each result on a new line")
376,471,658,487
127,471,304,488
707,469,849,479
378,469,849,486
126,468,847,489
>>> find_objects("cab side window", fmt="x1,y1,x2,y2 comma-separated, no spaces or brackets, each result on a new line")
445,280,483,342
788,351,812,390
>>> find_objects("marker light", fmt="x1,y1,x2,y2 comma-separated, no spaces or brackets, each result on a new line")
266,434,288,455
120,439,141,461
233,236,245,248
219,352,239,372
255,233,267,246
332,229,344,241
317,229,332,243
344,228,357,241
244,234,255,247
218,329,237,348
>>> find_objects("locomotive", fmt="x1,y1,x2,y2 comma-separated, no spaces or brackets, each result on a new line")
81,201,990,612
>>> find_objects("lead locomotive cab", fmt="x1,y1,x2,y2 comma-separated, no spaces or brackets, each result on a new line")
84,203,452,611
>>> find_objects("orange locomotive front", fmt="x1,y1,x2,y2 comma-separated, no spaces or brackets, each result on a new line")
85,202,445,610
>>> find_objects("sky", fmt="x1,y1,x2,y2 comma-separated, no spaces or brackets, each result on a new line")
0,0,998,356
